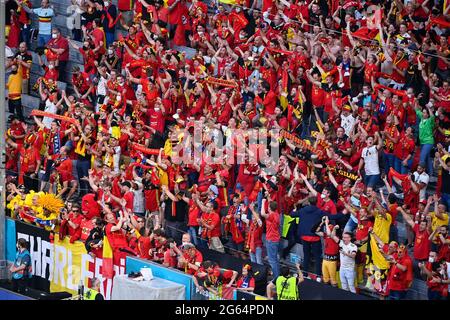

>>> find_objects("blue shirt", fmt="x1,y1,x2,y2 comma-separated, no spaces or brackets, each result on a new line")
32,7,55,35
13,249,32,280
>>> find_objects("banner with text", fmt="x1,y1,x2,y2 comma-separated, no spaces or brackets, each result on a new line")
49,234,126,300
11,220,124,299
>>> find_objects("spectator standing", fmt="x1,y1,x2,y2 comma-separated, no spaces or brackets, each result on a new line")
13,42,32,95
10,238,32,294
412,163,430,201
386,245,414,300
315,216,339,287
267,264,304,300
101,0,117,47
416,105,435,176
16,0,32,47
20,0,55,47
339,232,358,293
6,63,24,121
67,0,83,41
359,133,383,188
257,199,281,280
46,28,70,82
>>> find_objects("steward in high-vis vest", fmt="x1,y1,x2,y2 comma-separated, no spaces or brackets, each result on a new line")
267,263,304,300
84,288,101,300
83,278,104,300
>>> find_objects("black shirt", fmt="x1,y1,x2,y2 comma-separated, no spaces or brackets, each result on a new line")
164,198,188,223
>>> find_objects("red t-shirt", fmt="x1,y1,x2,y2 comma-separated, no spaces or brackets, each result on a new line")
413,224,431,260
123,191,134,212
164,249,178,268
68,213,83,238
388,255,413,291
265,210,280,242
182,249,203,275
105,223,129,250
203,211,221,238
317,194,337,215
187,200,200,227
138,236,152,259
324,233,339,256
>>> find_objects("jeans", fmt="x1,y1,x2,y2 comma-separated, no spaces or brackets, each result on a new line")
76,159,91,196
388,290,407,300
266,240,280,279
441,193,450,212
249,247,263,265
389,224,398,243
188,226,199,246
72,29,82,42
428,288,444,300
105,32,115,47
419,144,434,176
383,152,395,176
38,34,51,47
364,174,380,188
20,25,31,48
58,61,67,82
8,99,24,121
394,156,413,174
344,218,358,233
340,268,356,293
302,240,322,276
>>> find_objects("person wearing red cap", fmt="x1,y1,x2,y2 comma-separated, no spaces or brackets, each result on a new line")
386,244,414,300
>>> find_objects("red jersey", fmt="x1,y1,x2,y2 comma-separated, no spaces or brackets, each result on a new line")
387,254,413,291
265,210,280,242
67,213,83,239
413,224,431,260
318,194,337,215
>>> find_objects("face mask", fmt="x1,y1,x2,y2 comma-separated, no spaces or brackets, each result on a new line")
236,7,241,13
363,90,369,95
321,193,326,199
104,1,109,6
154,107,160,112
407,94,413,98
428,257,435,263
52,33,58,39
239,34,246,40
108,49,113,55
48,65,54,69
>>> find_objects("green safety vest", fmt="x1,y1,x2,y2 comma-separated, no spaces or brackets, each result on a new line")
276,276,299,300
282,215,299,238
83,289,99,300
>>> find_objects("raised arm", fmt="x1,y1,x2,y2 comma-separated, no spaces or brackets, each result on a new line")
299,173,318,196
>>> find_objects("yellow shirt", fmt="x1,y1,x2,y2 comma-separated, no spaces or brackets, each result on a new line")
370,211,392,270
158,167,169,186
430,211,449,231
7,67,23,100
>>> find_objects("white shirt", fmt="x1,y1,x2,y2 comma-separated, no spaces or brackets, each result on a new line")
96,74,109,96
339,240,358,269
43,100,57,129
413,171,429,200
361,145,380,175
340,113,356,137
